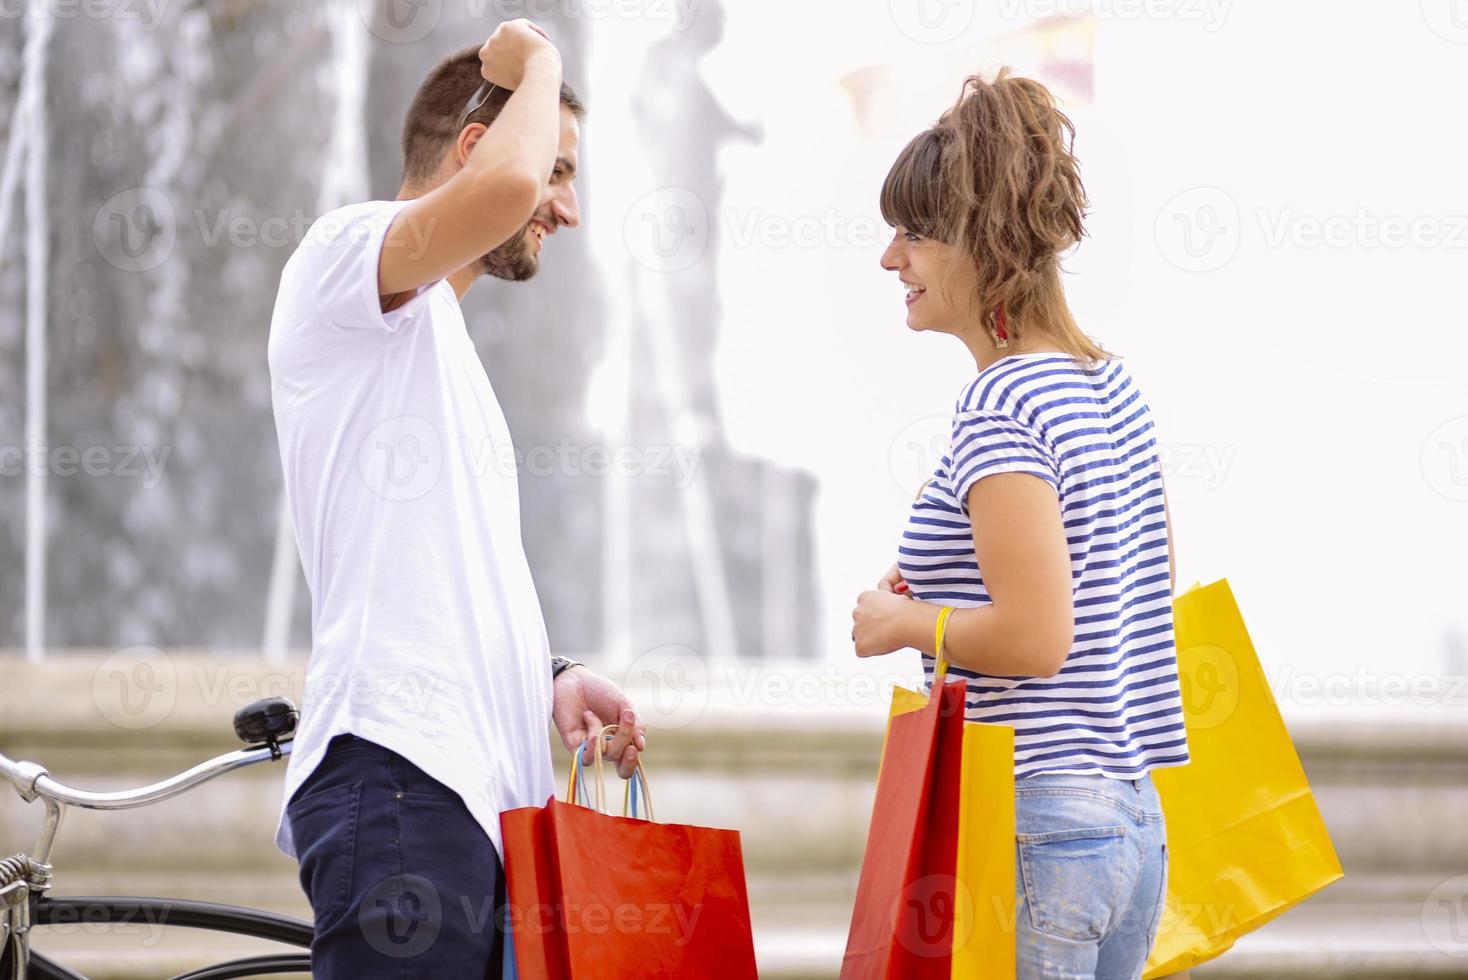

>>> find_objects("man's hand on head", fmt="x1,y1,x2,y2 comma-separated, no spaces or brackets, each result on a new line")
551,665,647,780
479,18,560,89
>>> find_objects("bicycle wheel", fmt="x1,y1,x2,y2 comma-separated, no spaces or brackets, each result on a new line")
18,896,312,979
32,897,311,948
12,949,311,980
167,954,310,979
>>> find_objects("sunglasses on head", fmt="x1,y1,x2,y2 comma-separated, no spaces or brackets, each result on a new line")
456,80,499,132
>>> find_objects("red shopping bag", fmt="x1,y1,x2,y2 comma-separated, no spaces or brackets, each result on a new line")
501,729,759,979
841,678,967,979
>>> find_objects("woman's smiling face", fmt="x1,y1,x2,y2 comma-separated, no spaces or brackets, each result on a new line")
880,225,979,334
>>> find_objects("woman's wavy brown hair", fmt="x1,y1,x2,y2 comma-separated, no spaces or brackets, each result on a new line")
880,68,1111,363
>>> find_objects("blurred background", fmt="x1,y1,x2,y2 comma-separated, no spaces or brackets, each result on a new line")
2,0,1466,976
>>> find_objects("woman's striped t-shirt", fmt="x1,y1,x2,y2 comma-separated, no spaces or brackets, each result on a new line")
898,352,1189,780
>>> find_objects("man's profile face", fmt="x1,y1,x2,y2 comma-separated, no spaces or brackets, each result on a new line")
478,105,582,282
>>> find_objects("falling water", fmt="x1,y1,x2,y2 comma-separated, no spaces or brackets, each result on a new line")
262,0,371,662
0,3,814,664
0,40,29,654
109,6,214,646
22,6,53,662
0,64,26,276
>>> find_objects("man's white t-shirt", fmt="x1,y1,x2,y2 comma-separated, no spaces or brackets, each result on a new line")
267,199,555,859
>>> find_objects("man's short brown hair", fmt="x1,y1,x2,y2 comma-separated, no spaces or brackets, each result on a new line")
401,44,585,184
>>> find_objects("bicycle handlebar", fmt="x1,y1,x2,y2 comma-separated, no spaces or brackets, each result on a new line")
0,740,292,811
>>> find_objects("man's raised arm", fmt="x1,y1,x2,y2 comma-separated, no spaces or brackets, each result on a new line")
378,19,562,301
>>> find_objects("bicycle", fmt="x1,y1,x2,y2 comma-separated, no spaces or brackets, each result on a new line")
0,697,311,979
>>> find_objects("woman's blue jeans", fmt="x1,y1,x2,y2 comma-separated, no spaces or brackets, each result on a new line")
1014,772,1169,980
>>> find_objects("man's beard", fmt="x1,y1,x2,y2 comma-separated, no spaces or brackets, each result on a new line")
476,223,539,281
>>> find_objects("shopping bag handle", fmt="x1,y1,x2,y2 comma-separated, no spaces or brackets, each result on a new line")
570,725,653,819
567,724,654,821
933,605,955,681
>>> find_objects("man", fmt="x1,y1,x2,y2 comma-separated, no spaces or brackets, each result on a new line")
267,20,645,977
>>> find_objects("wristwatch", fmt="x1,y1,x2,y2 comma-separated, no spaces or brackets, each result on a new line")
550,655,583,680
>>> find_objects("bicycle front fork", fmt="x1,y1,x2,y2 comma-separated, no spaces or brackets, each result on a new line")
1,853,54,980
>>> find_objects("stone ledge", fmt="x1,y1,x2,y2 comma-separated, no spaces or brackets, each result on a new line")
5,655,1467,764
4,657,1465,875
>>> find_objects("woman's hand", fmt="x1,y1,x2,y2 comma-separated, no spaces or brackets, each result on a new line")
877,561,911,595
852,589,918,658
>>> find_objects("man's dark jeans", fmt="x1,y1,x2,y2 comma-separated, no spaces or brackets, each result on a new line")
287,733,506,978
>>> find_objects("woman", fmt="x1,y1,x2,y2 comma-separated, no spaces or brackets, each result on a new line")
850,68,1190,980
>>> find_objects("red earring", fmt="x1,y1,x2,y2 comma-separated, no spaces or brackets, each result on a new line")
991,306,1010,350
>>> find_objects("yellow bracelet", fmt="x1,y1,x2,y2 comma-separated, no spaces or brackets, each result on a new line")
934,605,954,680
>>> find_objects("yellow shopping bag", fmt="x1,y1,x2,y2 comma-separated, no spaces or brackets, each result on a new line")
879,607,1017,979
1143,579,1344,977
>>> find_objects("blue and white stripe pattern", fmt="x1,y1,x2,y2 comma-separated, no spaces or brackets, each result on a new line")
899,353,1189,780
